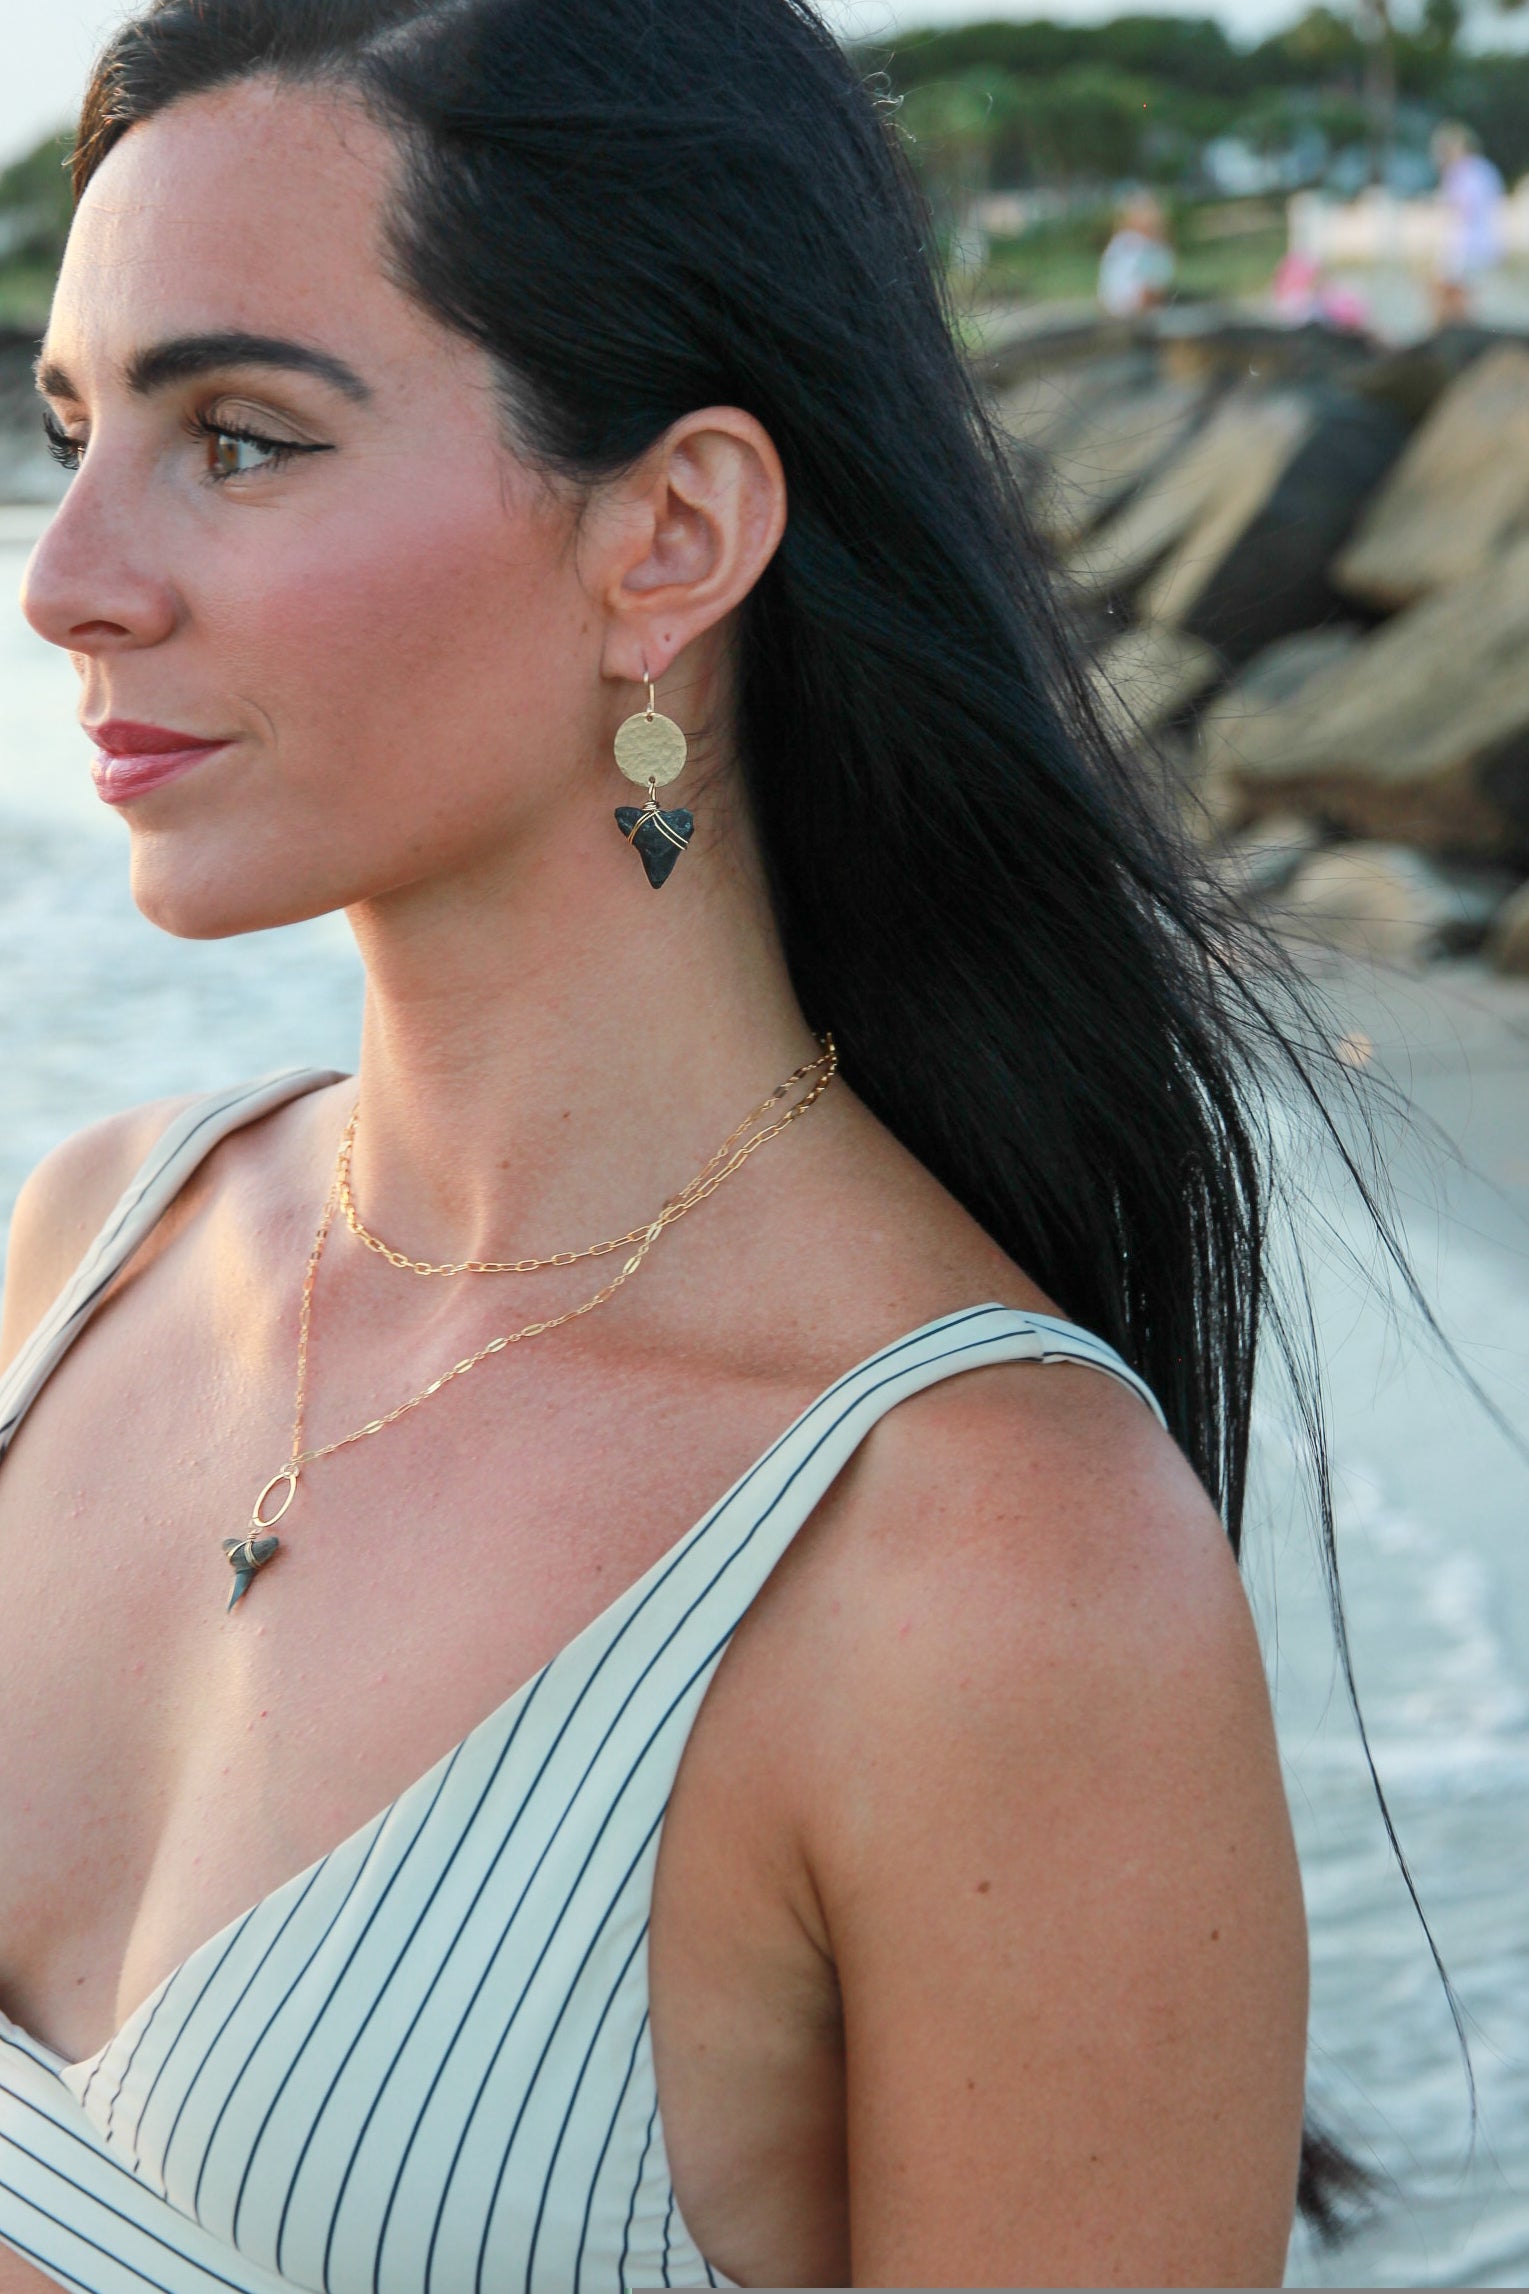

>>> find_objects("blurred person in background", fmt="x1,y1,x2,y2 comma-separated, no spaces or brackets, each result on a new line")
0,0,1341,2287
1431,120,1505,325
1097,188,1177,319
1271,248,1371,333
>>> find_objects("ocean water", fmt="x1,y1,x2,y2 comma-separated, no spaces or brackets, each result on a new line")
3,518,1529,2285
0,518,365,1214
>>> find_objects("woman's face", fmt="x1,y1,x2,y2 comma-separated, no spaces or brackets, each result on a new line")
23,79,619,938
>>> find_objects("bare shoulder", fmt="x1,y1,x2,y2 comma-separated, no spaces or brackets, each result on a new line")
760,1356,1305,2283
0,1093,204,1375
808,1351,1248,1686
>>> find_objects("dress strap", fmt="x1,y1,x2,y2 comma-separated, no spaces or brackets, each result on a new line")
0,1068,345,1460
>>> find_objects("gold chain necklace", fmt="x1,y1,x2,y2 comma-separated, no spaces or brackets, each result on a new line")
221,1037,838,1611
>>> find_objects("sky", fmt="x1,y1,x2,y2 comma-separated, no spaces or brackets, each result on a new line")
0,0,1316,172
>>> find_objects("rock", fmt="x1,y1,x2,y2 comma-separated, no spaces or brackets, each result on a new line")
973,304,1138,391
1334,343,1529,609
1090,624,1221,742
1348,324,1503,432
1487,880,1529,976
1196,626,1367,787
1215,813,1324,902
996,352,1156,458
1068,386,1406,665
1172,392,1406,664
1152,309,1378,390
1274,843,1515,966
1201,533,1529,860
1068,388,1313,605
1027,380,1205,547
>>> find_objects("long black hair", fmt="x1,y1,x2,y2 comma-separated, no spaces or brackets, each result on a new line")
75,0,1369,2235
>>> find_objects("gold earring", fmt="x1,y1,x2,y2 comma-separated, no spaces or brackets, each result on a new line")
614,675,693,889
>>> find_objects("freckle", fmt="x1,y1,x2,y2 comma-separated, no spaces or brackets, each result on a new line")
1210,1928,1220,1941
966,2077,975,2090
976,1880,991,1894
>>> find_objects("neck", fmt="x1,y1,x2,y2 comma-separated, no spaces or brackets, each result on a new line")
339,780,820,1266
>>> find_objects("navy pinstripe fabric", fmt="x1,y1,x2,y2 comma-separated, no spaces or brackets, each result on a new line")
0,1074,1166,2292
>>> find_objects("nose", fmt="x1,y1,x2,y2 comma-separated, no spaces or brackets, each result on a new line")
21,463,180,657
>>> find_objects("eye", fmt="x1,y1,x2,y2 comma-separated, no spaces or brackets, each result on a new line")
189,407,331,484
202,423,296,480
41,410,83,471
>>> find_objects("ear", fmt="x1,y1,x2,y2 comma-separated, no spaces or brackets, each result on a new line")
584,407,787,688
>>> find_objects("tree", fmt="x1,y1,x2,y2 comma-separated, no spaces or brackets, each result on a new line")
0,130,72,269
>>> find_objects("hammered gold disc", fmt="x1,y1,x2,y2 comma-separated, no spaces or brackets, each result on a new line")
614,708,688,788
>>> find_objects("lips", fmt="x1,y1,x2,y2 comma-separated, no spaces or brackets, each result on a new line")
87,719,234,804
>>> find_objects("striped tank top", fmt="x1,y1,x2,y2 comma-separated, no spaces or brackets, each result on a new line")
0,1069,1167,2293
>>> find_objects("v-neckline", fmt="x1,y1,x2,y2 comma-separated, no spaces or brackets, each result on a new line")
6,1300,1020,2086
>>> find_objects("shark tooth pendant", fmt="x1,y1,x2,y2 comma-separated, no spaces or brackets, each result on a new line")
223,1469,298,1612
223,1533,280,1611
615,790,695,889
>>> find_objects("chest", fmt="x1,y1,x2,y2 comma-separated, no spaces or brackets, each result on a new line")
0,1247,850,2287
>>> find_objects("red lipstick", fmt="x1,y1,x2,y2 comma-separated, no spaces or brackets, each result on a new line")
88,719,234,805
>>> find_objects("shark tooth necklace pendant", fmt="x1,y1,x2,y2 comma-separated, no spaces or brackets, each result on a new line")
219,1035,840,1613
223,1468,298,1611
223,1532,281,1611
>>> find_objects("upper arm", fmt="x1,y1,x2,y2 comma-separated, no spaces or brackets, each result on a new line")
0,1096,199,1377
801,1363,1306,2288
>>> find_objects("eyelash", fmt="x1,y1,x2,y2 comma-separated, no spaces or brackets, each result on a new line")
41,410,82,471
40,407,328,482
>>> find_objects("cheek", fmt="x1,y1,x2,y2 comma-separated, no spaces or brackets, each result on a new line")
202,479,578,823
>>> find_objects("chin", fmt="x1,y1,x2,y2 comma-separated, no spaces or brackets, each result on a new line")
127,841,348,941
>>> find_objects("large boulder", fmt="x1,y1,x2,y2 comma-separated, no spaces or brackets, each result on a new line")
1089,624,1221,742
1068,388,1312,604
1273,843,1515,966
1199,533,1529,859
1488,879,1529,975
1333,343,1529,609
1027,379,1206,547
1196,625,1367,807
1068,385,1406,665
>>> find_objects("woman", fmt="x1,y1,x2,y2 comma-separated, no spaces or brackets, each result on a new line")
0,0,1309,2284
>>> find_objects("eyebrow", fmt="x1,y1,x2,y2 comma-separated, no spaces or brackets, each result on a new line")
35,331,373,405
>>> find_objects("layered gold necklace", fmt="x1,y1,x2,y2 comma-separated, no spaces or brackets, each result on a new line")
221,1038,838,1610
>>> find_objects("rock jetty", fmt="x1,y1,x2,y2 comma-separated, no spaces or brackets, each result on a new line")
986,305,1529,970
